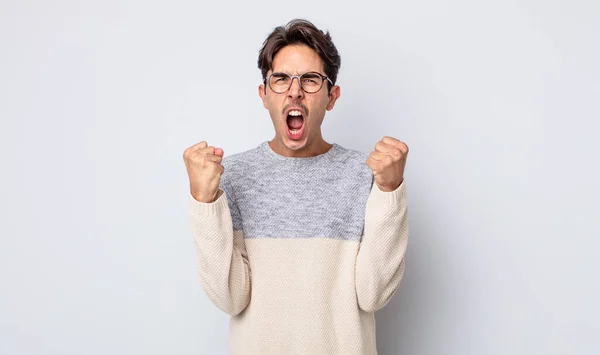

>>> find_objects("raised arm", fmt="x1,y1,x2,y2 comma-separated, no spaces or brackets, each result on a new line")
184,141,251,315
355,136,409,312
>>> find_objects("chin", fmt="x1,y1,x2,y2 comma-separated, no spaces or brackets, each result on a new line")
282,136,308,150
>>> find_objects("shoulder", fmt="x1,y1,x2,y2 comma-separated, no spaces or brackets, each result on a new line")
221,143,264,178
333,143,370,166
331,143,373,180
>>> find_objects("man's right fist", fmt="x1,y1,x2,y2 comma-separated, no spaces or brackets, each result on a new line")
183,141,224,203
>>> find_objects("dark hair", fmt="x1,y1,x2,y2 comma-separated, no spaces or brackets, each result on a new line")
257,19,341,92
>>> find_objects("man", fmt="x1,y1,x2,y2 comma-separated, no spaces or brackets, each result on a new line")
183,19,409,355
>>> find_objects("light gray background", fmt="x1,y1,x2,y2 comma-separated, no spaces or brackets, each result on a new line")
1,0,599,354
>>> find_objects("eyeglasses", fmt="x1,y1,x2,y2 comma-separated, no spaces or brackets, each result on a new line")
265,71,333,94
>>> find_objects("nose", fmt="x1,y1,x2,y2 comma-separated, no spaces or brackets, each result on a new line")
287,76,304,100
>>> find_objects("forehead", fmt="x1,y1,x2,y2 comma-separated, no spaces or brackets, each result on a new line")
271,44,325,74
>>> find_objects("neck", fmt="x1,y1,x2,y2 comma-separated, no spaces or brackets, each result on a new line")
268,136,332,158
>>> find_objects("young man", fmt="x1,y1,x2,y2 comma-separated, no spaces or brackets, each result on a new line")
183,19,409,355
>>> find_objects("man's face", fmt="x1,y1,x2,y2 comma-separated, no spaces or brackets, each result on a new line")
259,44,340,153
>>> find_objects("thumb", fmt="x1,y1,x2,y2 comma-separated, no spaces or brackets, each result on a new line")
214,147,224,157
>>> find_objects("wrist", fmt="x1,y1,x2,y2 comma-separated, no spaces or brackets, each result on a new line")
192,190,219,203
376,179,403,192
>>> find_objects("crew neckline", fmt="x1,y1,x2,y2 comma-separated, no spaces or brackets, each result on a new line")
260,140,340,162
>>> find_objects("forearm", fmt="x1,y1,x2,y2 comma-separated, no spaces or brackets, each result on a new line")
189,189,251,315
355,180,409,313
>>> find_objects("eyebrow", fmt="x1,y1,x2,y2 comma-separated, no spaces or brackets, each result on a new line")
271,71,322,75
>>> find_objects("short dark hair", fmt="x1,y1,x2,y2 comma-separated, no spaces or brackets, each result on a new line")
257,19,341,92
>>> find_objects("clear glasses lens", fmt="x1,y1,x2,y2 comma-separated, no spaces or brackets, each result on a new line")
269,73,324,93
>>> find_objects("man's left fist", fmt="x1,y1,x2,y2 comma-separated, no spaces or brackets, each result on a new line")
366,136,409,192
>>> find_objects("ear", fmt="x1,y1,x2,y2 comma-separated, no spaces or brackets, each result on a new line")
258,84,268,109
326,85,341,111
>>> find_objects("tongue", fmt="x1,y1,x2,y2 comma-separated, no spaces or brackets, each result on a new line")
288,116,303,129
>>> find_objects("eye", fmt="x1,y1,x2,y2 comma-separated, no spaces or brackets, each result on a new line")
302,74,320,84
271,74,290,83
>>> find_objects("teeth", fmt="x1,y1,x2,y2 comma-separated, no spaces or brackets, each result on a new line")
288,110,303,135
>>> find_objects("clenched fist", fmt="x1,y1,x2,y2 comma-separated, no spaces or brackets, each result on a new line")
183,141,225,203
366,136,409,192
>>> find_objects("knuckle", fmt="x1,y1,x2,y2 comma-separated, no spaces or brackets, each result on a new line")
203,146,215,155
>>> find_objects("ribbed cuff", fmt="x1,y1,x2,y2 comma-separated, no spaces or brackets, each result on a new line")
188,189,227,216
370,179,407,206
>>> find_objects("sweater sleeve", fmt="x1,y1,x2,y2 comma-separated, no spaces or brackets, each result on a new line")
355,179,409,313
188,176,251,316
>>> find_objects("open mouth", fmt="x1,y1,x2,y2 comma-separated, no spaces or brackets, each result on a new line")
286,109,305,140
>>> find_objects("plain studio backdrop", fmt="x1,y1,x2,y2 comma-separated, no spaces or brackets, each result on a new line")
1,0,599,354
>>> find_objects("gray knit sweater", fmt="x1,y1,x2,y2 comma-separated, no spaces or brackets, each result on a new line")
188,140,409,355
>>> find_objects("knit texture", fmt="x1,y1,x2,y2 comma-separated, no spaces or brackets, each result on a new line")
188,141,409,355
